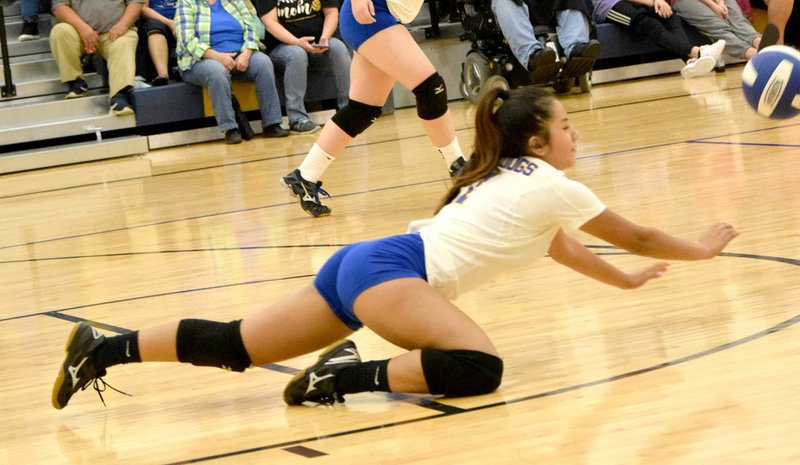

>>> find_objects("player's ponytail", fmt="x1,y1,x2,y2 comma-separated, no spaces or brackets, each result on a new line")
437,86,555,211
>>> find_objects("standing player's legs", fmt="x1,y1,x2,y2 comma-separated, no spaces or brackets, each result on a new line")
281,22,466,217
357,25,462,161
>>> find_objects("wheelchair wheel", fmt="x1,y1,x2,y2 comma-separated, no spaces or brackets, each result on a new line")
462,52,493,104
481,75,509,98
579,72,592,93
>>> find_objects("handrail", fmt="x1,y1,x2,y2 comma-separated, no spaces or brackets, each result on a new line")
0,4,18,98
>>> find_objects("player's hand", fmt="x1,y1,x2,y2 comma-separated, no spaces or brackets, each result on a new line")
622,262,670,289
352,0,376,24
698,222,739,258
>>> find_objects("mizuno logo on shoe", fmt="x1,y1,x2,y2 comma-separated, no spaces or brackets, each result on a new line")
306,372,335,394
91,327,102,339
434,85,445,94
68,357,88,387
325,348,360,365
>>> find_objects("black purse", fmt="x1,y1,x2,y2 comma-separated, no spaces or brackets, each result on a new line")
231,95,255,140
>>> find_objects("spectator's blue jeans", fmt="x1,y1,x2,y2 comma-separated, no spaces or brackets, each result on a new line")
269,37,351,123
180,51,282,132
20,0,40,23
492,0,590,67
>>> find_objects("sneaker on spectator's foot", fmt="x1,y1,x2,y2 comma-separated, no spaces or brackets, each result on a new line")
680,56,716,78
110,89,134,116
65,78,88,99
699,39,726,65
449,155,466,178
225,128,242,144
151,75,168,86
280,169,332,217
759,23,780,51
283,340,361,405
52,322,107,409
561,39,602,79
527,48,560,84
289,118,320,134
18,21,39,41
262,123,289,138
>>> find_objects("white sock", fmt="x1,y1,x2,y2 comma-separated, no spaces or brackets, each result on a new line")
437,137,466,166
298,144,335,183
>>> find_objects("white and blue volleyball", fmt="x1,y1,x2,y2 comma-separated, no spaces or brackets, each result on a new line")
742,45,800,119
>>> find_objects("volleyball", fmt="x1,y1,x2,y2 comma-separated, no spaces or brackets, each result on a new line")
741,45,800,119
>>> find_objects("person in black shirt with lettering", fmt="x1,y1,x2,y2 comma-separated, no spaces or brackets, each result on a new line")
255,0,352,134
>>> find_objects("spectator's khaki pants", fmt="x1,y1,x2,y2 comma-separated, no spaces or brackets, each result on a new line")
49,22,138,96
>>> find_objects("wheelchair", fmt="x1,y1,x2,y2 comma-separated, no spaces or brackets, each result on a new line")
455,0,594,103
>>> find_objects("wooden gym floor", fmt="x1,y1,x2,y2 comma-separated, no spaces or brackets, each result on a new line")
1,64,798,464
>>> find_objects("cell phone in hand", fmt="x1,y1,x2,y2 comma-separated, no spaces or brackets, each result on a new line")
310,43,329,48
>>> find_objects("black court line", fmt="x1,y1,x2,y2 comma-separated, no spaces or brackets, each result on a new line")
0,244,348,265
0,83,748,202
283,445,328,458
162,311,800,465
0,117,796,255
0,273,315,323
22,248,800,462
0,179,438,253
688,140,800,148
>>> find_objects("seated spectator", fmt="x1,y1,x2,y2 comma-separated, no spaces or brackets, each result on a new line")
492,0,601,84
140,0,178,85
673,0,763,60
751,0,799,47
175,0,288,144
254,0,351,134
591,0,727,78
50,0,142,115
18,0,41,41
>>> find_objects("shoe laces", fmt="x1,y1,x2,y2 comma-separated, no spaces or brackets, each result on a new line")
85,376,132,407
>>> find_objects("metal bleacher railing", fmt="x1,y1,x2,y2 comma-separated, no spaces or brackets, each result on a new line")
0,1,146,174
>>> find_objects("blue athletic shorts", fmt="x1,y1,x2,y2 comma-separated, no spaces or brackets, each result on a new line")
314,233,427,330
339,0,400,51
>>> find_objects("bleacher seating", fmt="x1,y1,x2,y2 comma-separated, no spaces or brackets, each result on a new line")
1,0,750,174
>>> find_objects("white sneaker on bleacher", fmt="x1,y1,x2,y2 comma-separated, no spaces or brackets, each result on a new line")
699,39,726,67
680,56,716,79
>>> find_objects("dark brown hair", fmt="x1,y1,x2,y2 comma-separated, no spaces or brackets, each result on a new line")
437,86,556,211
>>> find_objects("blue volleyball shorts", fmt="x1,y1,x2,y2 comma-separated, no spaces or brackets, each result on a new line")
314,233,427,330
339,0,400,51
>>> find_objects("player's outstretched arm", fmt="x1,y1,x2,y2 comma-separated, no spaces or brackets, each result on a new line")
579,209,740,260
548,229,670,289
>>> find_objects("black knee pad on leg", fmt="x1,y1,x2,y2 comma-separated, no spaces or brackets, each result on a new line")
330,100,383,138
421,348,503,397
176,319,252,372
412,73,448,120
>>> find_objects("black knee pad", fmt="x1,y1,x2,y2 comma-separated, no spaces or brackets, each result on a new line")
176,319,252,372
412,73,448,120
331,100,383,138
421,348,503,397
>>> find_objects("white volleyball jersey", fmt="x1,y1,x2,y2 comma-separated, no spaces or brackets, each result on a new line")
386,0,424,23
409,157,606,299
